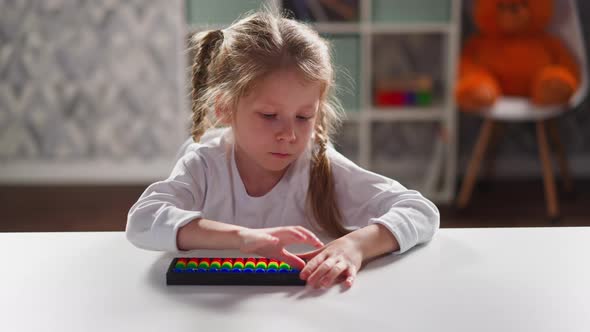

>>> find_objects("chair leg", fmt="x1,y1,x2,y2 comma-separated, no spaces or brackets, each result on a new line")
536,121,560,220
547,119,573,193
457,119,496,208
483,122,504,182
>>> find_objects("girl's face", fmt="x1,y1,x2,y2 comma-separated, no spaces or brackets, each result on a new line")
229,69,320,174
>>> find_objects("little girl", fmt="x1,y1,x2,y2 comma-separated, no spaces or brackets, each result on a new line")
126,10,439,289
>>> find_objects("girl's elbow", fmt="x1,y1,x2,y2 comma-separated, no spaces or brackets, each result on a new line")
424,207,440,241
125,212,153,250
431,211,440,236
125,215,142,248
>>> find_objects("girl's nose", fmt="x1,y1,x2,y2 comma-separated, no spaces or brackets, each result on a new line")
276,120,296,142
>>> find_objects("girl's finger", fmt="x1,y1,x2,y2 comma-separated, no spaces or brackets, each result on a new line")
300,235,324,248
299,250,326,280
284,228,307,241
273,228,308,246
294,227,324,247
344,265,357,288
318,260,347,288
278,248,306,270
296,248,321,261
306,257,338,288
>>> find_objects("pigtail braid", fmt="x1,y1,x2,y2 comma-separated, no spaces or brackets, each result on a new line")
190,29,224,142
308,113,350,237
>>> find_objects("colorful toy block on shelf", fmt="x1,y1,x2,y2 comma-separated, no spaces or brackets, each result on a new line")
166,257,305,286
374,76,434,107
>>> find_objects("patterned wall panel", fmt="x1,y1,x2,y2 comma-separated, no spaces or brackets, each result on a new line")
0,0,186,170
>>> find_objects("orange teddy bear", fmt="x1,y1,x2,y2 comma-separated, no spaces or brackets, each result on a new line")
456,0,580,111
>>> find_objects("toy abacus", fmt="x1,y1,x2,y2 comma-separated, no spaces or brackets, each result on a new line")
166,257,306,286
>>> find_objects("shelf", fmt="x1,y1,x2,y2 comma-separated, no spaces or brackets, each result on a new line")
366,108,443,121
370,23,451,34
332,121,359,163
314,23,451,34
344,109,445,121
313,23,360,34
342,109,443,122
372,0,451,23
342,112,361,122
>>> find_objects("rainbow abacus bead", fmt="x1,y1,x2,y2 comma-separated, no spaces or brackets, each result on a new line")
172,257,298,274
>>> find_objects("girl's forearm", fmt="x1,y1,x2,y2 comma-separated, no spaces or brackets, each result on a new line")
176,218,245,251
344,223,400,261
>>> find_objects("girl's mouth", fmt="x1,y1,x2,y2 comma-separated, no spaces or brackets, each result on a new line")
270,152,291,158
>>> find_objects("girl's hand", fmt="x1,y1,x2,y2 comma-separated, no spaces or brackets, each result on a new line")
238,226,324,270
297,237,363,289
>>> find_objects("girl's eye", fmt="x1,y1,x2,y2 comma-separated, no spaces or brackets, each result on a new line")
260,113,277,119
297,115,312,121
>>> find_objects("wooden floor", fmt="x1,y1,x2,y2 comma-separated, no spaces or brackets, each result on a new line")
1,179,589,232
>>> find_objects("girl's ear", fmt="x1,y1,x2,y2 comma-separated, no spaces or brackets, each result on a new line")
215,101,232,125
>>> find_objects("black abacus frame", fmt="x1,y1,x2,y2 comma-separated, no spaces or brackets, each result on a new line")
166,257,306,286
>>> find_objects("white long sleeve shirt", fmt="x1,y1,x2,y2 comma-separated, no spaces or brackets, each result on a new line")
126,128,439,254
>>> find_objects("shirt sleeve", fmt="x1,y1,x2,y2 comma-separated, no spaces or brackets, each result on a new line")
125,151,207,252
328,147,440,254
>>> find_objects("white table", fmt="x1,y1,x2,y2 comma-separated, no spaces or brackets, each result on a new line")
1,228,589,332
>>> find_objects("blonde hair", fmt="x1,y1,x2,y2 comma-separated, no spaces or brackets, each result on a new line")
188,10,349,237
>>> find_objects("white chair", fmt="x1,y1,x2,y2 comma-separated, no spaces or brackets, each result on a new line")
457,0,588,221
